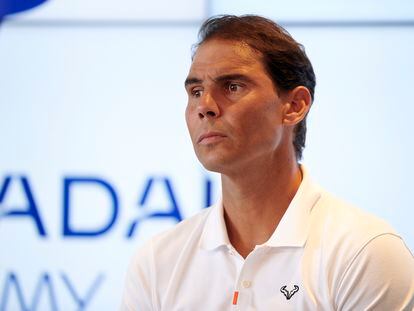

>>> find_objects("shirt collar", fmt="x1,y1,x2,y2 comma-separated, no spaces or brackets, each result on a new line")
264,165,321,248
199,197,231,250
199,165,322,251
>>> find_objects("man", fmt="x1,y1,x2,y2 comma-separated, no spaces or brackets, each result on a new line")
122,15,414,310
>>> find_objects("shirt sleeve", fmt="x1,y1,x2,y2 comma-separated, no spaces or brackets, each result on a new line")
120,242,156,311
335,233,414,310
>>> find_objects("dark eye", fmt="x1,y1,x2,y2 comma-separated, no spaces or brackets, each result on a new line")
192,88,203,98
227,83,242,92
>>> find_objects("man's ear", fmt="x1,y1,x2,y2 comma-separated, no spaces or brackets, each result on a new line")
282,86,312,126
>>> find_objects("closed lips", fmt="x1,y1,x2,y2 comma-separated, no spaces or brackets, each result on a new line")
197,132,226,143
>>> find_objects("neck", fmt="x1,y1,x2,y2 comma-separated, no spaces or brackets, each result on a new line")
221,156,302,258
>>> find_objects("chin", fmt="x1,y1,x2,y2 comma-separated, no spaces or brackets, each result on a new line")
198,153,237,174
195,146,239,173
198,158,223,173
196,153,224,173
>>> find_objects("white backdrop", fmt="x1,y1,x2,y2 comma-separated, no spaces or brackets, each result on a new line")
1,0,413,309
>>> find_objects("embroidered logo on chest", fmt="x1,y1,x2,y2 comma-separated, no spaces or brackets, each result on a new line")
280,285,299,300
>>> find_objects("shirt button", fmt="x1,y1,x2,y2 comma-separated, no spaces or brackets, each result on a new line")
242,280,252,288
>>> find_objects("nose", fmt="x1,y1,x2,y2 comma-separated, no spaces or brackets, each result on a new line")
197,92,220,119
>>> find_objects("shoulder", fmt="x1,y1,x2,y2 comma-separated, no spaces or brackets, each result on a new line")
305,188,414,308
336,231,414,309
133,206,212,261
148,207,211,253
305,187,400,277
309,189,396,246
307,188,400,266
121,207,212,310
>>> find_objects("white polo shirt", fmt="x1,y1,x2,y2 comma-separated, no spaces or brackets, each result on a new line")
121,169,414,310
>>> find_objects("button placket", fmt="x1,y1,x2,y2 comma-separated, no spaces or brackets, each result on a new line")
232,251,258,309
242,280,252,288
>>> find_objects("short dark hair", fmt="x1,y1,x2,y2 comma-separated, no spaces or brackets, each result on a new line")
194,15,316,160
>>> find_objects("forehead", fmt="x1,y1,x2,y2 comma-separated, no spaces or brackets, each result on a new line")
189,39,266,77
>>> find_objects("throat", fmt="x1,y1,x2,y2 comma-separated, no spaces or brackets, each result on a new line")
223,205,284,258
221,162,303,258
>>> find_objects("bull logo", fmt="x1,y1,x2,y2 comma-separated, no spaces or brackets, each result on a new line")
280,285,299,300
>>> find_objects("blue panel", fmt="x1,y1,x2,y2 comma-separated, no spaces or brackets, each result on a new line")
0,0,47,17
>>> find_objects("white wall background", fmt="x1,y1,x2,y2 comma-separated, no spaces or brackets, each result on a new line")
1,0,413,309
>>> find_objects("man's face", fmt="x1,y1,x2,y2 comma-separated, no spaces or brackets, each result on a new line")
185,39,290,174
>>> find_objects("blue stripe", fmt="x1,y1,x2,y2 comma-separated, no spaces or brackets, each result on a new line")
0,0,48,17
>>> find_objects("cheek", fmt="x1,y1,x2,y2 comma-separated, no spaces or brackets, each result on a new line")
185,102,193,124
185,105,197,140
229,102,275,133
185,104,190,124
231,102,281,146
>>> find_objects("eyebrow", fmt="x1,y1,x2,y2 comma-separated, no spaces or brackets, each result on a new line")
184,73,254,88
213,74,254,84
184,77,202,87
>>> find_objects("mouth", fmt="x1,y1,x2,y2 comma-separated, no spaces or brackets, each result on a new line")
197,132,227,144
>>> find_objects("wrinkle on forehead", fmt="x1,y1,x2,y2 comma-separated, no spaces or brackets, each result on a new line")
192,39,261,66
189,39,264,79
